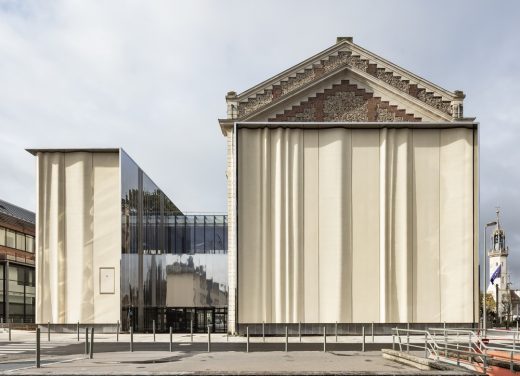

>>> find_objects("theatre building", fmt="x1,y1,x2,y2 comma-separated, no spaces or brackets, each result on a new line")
0,199,36,324
29,149,228,332
219,37,478,334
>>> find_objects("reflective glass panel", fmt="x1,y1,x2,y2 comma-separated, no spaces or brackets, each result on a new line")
16,233,25,251
6,230,15,248
26,236,34,253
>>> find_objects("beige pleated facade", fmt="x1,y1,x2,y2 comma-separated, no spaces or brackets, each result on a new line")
237,126,476,324
36,151,121,324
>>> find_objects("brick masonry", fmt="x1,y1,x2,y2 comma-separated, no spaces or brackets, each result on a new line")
269,80,421,122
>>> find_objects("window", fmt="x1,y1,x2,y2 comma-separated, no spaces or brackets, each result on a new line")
6,230,15,248
0,227,4,246
16,233,25,251
26,236,34,253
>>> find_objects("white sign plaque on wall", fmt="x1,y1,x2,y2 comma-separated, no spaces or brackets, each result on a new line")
99,267,115,294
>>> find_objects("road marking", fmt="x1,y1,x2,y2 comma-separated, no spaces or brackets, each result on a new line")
3,356,85,373
0,342,72,355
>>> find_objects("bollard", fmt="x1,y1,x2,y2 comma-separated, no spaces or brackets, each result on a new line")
48,322,50,342
169,327,173,352
130,325,134,352
323,326,326,352
392,333,395,350
85,327,89,355
36,327,41,368
117,321,119,342
262,321,265,342
335,321,338,342
285,326,288,352
227,331,229,342
468,333,472,354
362,326,365,352
456,343,460,366
77,322,80,341
424,333,428,358
89,328,94,359
406,323,409,353
299,321,301,343
246,326,249,353
371,322,374,343
153,320,156,342
8,323,11,341
444,332,447,358
207,325,211,353
190,320,193,343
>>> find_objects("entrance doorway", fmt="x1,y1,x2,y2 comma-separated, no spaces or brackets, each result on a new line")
132,307,227,333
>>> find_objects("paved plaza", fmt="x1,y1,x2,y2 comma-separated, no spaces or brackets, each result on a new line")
0,330,472,375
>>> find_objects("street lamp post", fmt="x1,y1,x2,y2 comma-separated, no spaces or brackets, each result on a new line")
483,220,497,335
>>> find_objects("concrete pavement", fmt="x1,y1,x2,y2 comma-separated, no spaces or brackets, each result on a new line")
0,331,473,375
1,350,472,375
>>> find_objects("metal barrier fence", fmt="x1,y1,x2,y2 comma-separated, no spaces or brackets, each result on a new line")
391,326,520,372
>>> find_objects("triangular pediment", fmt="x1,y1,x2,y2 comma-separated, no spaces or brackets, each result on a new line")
222,37,469,129
269,79,421,122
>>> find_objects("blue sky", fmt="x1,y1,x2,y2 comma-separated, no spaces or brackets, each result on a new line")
1,0,520,286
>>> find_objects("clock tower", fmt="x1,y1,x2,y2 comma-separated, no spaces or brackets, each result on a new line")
487,209,510,322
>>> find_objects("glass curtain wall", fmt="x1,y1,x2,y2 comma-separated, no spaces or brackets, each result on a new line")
120,150,228,333
0,263,35,323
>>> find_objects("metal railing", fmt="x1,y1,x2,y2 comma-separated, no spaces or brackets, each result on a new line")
430,327,520,372
392,326,520,372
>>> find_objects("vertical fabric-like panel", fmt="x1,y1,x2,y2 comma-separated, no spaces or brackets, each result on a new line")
238,129,264,322
473,130,479,323
303,130,319,323
93,153,121,323
412,130,441,322
238,128,304,323
351,130,380,322
36,154,42,323
260,128,272,323
64,153,93,323
270,128,286,322
287,129,304,323
269,128,304,323
440,129,473,322
236,125,475,324
37,152,65,323
36,151,121,324
380,129,412,323
318,129,352,323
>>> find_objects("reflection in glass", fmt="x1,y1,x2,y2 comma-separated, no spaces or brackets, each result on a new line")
119,150,228,332
0,264,35,323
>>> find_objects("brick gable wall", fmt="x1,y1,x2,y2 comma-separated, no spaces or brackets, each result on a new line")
269,80,421,122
